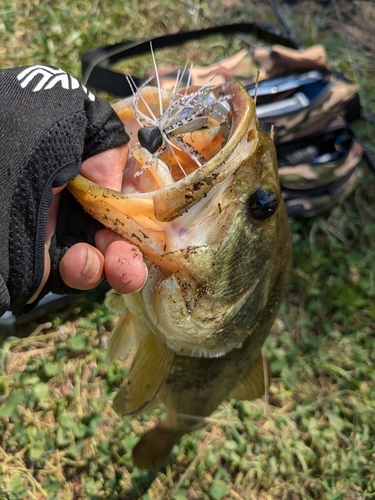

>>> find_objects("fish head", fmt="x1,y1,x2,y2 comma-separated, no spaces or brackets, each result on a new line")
68,81,291,358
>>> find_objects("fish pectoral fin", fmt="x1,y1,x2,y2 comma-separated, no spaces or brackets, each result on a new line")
113,332,175,416
104,289,127,314
107,309,137,365
230,352,270,401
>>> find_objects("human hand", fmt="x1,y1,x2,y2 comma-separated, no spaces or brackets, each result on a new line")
28,145,148,305
0,64,151,316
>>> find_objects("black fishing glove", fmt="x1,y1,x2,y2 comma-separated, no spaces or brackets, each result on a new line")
0,65,129,317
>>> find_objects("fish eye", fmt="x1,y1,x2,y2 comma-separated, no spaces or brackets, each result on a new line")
138,126,163,153
247,186,278,221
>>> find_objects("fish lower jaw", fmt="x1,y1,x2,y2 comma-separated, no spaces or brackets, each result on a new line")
162,335,244,359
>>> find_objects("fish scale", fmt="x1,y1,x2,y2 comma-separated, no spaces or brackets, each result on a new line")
68,80,292,469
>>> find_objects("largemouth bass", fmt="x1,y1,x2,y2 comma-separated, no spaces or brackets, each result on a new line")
68,80,292,469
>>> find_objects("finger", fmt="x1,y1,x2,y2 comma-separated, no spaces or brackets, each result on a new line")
27,245,51,304
59,243,105,291
105,240,148,294
80,144,129,191
28,191,61,304
46,190,63,246
95,229,147,293
94,228,124,254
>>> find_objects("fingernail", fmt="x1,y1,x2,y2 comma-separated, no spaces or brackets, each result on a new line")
129,262,149,293
139,263,149,289
82,247,101,278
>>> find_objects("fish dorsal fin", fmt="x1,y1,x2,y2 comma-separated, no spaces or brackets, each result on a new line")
230,352,269,401
113,332,175,416
107,309,137,365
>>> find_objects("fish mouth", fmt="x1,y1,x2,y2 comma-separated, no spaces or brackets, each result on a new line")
68,81,257,272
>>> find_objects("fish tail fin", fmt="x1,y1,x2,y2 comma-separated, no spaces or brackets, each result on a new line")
132,423,185,469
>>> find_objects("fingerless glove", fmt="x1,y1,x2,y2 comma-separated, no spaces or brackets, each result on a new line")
0,65,129,316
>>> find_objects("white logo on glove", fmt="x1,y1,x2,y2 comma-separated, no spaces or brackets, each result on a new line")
17,65,95,101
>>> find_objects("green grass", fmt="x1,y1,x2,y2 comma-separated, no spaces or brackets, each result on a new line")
1,1,375,499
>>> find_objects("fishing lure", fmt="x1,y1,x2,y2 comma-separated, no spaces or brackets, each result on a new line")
126,59,232,178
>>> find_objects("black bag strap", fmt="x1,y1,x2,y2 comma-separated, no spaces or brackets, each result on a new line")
80,22,375,176
81,22,299,97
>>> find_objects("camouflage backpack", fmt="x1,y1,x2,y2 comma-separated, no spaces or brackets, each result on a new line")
81,22,369,218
